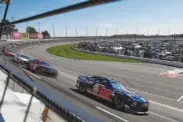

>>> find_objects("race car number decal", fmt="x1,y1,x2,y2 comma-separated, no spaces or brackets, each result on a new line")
93,83,100,94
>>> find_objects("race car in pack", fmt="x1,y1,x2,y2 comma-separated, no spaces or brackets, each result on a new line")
4,48,17,57
76,75,149,114
13,54,32,67
28,59,58,77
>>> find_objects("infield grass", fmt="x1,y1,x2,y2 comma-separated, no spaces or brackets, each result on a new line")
47,44,139,63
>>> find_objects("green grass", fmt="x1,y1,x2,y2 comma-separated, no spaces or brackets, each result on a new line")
47,44,139,63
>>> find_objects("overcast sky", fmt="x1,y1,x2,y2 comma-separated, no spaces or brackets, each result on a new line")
1,0,183,36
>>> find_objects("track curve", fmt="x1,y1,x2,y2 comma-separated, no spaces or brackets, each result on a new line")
19,42,183,122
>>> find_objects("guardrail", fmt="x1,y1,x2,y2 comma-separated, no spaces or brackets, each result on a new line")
0,40,103,122
73,46,183,68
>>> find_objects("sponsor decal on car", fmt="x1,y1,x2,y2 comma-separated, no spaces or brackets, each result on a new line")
93,83,100,94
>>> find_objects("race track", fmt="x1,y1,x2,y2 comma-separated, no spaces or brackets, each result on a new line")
17,42,183,122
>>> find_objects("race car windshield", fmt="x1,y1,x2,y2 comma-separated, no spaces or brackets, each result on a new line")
40,61,51,67
20,55,31,59
111,82,127,92
10,49,16,53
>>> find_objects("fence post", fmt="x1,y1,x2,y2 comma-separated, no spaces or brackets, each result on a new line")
23,87,37,122
0,72,11,111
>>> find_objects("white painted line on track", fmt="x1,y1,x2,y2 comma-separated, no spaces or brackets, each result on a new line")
22,68,41,80
130,88,183,103
177,95,183,101
149,100,183,113
149,111,178,122
96,106,130,122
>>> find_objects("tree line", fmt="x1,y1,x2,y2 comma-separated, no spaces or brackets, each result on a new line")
0,19,51,38
26,26,50,38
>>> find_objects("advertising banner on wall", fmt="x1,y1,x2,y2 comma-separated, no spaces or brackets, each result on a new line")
29,33,38,39
37,34,43,39
12,32,22,40
22,33,29,40
29,33,43,39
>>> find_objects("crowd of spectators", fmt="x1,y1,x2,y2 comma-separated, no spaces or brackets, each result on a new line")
77,39,183,62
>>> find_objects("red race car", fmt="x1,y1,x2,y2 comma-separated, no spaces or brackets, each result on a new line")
28,59,58,77
4,48,17,57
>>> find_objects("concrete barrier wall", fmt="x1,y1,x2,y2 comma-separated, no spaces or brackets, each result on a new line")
8,79,28,94
46,109,67,122
73,47,183,68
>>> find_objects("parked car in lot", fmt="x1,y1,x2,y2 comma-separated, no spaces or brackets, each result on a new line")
28,59,58,77
13,54,32,67
4,48,17,57
76,75,149,114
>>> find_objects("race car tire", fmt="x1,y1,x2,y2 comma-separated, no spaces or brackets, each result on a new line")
27,65,31,70
35,68,41,74
113,94,125,110
79,83,87,94
13,58,16,62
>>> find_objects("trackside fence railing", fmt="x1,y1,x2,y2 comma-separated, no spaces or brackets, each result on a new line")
0,64,103,122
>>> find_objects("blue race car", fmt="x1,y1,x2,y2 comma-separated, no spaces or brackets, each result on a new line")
76,75,149,114
28,59,58,77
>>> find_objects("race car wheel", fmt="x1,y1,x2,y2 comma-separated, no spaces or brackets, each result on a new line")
113,94,125,110
35,68,41,74
79,83,87,94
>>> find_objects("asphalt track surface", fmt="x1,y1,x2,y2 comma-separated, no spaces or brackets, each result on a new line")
4,42,183,122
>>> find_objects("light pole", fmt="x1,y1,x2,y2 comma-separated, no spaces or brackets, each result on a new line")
52,25,55,38
155,28,160,41
126,28,128,34
116,28,118,35
38,22,40,34
65,26,67,37
136,28,139,35
135,28,139,41
106,28,108,36
168,28,170,35
26,22,29,35
96,28,98,37
157,28,160,35
147,28,149,36
75,28,78,37
85,28,88,37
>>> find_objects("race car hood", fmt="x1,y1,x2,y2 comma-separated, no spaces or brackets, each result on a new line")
114,89,148,103
19,57,29,62
9,52,16,55
126,91,148,103
41,65,58,73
